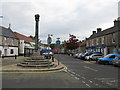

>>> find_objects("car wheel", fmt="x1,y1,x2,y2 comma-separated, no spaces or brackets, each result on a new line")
96,60,99,64
89,58,92,61
105,61,109,65
114,64,118,67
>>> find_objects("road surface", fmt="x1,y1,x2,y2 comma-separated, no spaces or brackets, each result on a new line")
2,54,119,89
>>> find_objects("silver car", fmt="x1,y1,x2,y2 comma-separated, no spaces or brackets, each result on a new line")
88,54,103,61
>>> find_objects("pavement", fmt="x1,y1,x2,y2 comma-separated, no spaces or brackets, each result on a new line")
0,56,67,73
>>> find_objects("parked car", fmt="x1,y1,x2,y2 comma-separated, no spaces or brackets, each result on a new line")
97,54,120,65
40,49,53,55
81,51,102,60
73,53,79,58
43,51,53,59
87,54,103,61
77,53,84,59
40,49,53,59
53,49,58,54
112,55,120,67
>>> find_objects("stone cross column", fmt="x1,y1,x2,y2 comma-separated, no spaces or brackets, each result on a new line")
35,14,40,52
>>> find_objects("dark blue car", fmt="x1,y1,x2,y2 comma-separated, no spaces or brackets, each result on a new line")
40,49,53,55
97,54,120,64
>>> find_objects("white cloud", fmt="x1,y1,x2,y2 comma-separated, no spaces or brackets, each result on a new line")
0,0,119,44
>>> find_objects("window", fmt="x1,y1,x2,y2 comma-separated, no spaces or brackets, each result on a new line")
102,36,105,44
96,38,99,45
4,37,7,45
92,39,94,46
109,55,115,58
99,38,102,45
112,33,115,43
10,49,14,54
12,39,14,45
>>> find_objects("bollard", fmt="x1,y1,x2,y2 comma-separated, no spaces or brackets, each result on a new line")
2,55,4,59
15,55,17,59
52,55,54,62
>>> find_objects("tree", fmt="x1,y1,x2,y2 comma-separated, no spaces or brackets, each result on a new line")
65,34,79,50
50,43,56,49
28,35,35,40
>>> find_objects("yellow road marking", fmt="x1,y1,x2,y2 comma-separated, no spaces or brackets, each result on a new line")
1,63,68,74
84,61,95,64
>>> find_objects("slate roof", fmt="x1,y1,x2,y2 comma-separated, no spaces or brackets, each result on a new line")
14,32,34,43
0,26,19,39
89,26,118,39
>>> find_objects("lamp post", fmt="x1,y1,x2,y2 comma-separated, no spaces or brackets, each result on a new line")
56,38,61,65
47,34,53,69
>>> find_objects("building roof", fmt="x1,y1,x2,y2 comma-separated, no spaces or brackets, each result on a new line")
0,26,19,39
89,18,120,39
79,40,86,47
14,32,34,43
89,24,119,40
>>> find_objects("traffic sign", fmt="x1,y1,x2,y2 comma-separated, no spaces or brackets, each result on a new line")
47,37,52,44
56,40,61,46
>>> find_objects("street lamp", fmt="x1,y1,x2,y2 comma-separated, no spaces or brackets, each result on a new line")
47,34,53,69
56,37,61,65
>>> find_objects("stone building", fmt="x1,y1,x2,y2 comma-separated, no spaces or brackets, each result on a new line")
86,17,120,55
78,40,86,53
0,26,19,56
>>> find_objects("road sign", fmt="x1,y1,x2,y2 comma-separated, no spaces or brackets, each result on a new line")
47,37,52,44
56,40,61,46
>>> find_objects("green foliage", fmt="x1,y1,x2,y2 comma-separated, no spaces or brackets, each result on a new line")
65,34,79,50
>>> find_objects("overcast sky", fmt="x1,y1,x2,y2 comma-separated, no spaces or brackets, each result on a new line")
0,0,119,44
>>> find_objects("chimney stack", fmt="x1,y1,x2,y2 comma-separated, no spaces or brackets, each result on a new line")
97,28,101,33
92,31,96,35
114,17,120,27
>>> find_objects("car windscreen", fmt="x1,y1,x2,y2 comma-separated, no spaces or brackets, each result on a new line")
104,54,111,58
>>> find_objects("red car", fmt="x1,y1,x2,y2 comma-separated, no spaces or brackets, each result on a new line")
53,49,58,54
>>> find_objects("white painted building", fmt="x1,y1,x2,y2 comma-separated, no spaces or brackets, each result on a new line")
14,32,35,56
0,26,19,57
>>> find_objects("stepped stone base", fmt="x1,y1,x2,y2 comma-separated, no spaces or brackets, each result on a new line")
17,51,54,68
30,52,45,60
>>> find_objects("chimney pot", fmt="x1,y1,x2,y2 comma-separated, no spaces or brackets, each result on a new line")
114,18,120,27
92,31,96,35
97,28,101,33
